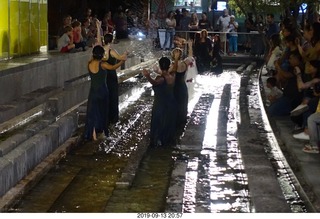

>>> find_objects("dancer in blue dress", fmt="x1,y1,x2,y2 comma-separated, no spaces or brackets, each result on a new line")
172,48,189,135
142,50,180,147
103,33,128,124
84,45,125,141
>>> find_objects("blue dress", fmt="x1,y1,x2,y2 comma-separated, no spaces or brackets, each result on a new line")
150,77,177,147
84,62,109,140
105,50,119,124
174,70,188,134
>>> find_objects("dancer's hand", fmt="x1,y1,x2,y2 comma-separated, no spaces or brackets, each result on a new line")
142,68,150,77
172,49,180,61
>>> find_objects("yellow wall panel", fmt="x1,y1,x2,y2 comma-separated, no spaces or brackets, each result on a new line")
30,0,40,53
40,0,48,46
0,0,9,59
20,1,31,54
0,0,47,59
9,0,20,56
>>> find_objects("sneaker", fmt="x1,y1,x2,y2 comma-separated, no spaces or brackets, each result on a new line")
293,132,310,140
302,144,319,154
290,104,309,116
292,125,304,134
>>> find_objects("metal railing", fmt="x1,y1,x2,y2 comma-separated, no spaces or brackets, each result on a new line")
158,29,266,55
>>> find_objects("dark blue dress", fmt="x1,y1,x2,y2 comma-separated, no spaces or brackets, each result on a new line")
105,50,119,124
84,62,109,140
174,70,188,134
150,77,177,147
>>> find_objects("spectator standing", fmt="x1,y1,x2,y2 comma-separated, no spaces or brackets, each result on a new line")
227,15,239,56
209,0,217,29
198,12,212,31
179,8,191,32
162,11,176,50
244,13,255,50
216,9,230,54
266,13,280,40
175,9,182,31
189,12,199,40
146,12,159,48
194,29,213,72
189,2,197,13
250,14,266,56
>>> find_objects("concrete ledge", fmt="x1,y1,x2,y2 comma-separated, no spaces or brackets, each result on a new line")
0,40,145,106
0,136,80,212
0,112,78,197
0,86,61,124
47,82,90,116
0,119,55,157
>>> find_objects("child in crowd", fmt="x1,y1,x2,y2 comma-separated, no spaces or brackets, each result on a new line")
72,20,87,51
266,77,283,106
266,33,282,75
57,25,77,53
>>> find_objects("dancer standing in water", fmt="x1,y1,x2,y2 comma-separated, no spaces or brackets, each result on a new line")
142,50,180,147
102,33,128,125
84,45,125,141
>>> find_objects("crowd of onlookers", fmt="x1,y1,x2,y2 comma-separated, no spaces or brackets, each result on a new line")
56,6,148,53
263,16,320,154
55,5,291,58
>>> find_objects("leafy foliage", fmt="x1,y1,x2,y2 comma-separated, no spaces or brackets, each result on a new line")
228,0,315,18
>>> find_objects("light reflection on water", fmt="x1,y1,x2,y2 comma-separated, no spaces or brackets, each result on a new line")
8,69,305,213
181,71,250,213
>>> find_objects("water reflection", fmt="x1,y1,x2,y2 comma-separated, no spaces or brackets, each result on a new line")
179,71,250,213
8,69,304,213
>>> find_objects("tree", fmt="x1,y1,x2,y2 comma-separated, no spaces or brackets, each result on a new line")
228,0,318,56
228,0,318,24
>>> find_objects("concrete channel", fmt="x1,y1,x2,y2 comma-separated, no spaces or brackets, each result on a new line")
0,40,319,212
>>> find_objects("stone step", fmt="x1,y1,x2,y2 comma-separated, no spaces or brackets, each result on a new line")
0,86,61,125
0,116,56,157
0,112,78,197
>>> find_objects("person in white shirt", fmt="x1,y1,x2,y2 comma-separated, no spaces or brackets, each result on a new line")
266,77,283,106
162,11,176,50
216,9,230,53
227,15,239,56
57,25,76,52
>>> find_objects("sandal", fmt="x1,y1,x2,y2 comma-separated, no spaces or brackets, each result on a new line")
303,144,319,154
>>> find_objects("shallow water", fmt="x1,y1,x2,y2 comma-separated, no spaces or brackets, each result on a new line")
9,69,306,212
